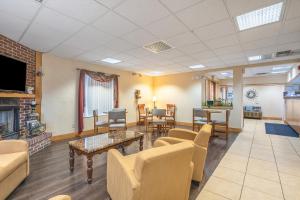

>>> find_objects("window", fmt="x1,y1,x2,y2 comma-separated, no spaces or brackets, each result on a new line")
83,74,114,117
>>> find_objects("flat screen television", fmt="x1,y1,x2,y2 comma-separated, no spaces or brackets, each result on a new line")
0,55,27,92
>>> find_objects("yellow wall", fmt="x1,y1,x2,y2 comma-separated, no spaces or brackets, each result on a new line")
153,72,204,123
42,54,153,136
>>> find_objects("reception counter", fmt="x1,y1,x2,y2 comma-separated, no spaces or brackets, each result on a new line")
285,97,300,135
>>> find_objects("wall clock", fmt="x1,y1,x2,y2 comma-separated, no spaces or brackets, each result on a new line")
246,89,257,99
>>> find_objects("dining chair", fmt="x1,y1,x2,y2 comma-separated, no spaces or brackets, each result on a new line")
137,104,146,125
213,110,230,140
148,108,167,134
166,104,176,129
108,108,127,132
93,110,108,134
192,108,210,131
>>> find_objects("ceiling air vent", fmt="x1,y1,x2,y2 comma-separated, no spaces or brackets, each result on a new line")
273,50,293,57
143,41,173,54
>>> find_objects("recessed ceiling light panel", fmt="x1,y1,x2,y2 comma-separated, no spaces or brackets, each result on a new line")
189,64,205,69
248,55,262,61
101,58,122,64
236,2,283,31
143,41,173,54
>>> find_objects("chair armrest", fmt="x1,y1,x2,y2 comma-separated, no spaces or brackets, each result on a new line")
168,128,198,141
153,139,171,147
107,149,140,200
48,195,71,200
0,140,28,154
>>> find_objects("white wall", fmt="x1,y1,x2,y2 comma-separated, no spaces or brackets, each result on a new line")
243,85,285,118
41,54,153,136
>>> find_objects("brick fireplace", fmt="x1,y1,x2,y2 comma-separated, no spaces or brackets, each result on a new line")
0,34,36,138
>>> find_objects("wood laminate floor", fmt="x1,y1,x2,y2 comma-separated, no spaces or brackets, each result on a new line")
8,126,237,200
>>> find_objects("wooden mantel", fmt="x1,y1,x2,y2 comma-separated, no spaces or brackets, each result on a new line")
0,92,35,98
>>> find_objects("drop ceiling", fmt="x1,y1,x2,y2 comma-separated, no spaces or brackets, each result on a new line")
1,0,300,76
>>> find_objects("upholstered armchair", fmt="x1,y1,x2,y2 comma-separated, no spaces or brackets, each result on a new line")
107,142,194,200
154,124,212,182
0,140,29,200
49,195,71,200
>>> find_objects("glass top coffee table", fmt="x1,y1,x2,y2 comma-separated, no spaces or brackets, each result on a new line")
69,131,144,184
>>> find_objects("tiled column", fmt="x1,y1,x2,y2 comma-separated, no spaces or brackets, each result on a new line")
230,67,244,129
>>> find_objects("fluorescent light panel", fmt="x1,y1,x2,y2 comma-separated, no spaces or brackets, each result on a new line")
189,64,205,69
236,2,283,31
101,58,122,64
248,55,262,61
272,65,292,70
272,71,287,74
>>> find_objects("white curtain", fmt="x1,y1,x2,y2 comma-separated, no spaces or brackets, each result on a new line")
83,74,114,117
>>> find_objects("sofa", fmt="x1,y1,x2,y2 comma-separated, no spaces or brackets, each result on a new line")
243,106,262,119
154,124,212,182
107,142,194,200
0,140,29,200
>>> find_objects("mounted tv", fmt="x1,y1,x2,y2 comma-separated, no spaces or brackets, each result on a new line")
0,55,27,92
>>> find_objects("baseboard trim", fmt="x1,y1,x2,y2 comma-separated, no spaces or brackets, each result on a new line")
262,116,282,120
51,122,137,142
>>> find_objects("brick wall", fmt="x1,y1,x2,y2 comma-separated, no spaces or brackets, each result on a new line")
0,34,36,135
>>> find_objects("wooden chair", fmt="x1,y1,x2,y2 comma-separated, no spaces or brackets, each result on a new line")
93,110,108,134
166,104,176,129
147,109,167,134
137,104,146,125
212,110,230,140
108,108,127,132
192,108,210,131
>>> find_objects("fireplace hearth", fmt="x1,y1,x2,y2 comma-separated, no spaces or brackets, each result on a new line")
0,99,20,139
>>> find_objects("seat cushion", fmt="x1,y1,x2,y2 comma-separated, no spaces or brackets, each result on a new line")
96,121,107,126
0,152,27,181
109,123,126,128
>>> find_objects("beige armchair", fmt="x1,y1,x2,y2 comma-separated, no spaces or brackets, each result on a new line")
154,124,212,182
49,195,71,200
107,142,194,200
0,140,29,200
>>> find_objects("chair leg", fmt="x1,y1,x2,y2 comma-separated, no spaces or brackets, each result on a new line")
226,125,228,140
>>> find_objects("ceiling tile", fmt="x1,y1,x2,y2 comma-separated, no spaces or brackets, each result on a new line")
194,19,237,41
176,0,229,29
277,41,300,52
241,36,277,50
238,22,281,43
166,32,200,47
172,55,195,64
127,48,153,57
55,26,114,52
277,31,300,45
51,43,86,58
219,53,247,63
177,42,208,54
104,38,137,52
225,0,282,16
204,34,239,49
77,46,119,61
286,0,300,20
122,29,157,46
145,15,188,39
213,45,243,56
160,0,203,12
281,17,300,35
156,49,184,59
114,0,170,26
199,58,225,67
21,7,84,52
0,12,29,41
191,50,216,60
0,0,41,20
45,0,108,24
95,0,124,8
93,12,137,37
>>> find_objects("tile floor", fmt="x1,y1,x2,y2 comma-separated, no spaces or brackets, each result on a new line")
196,119,300,200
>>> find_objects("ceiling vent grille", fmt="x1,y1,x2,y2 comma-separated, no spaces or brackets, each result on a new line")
255,72,269,76
143,41,173,54
273,50,293,57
